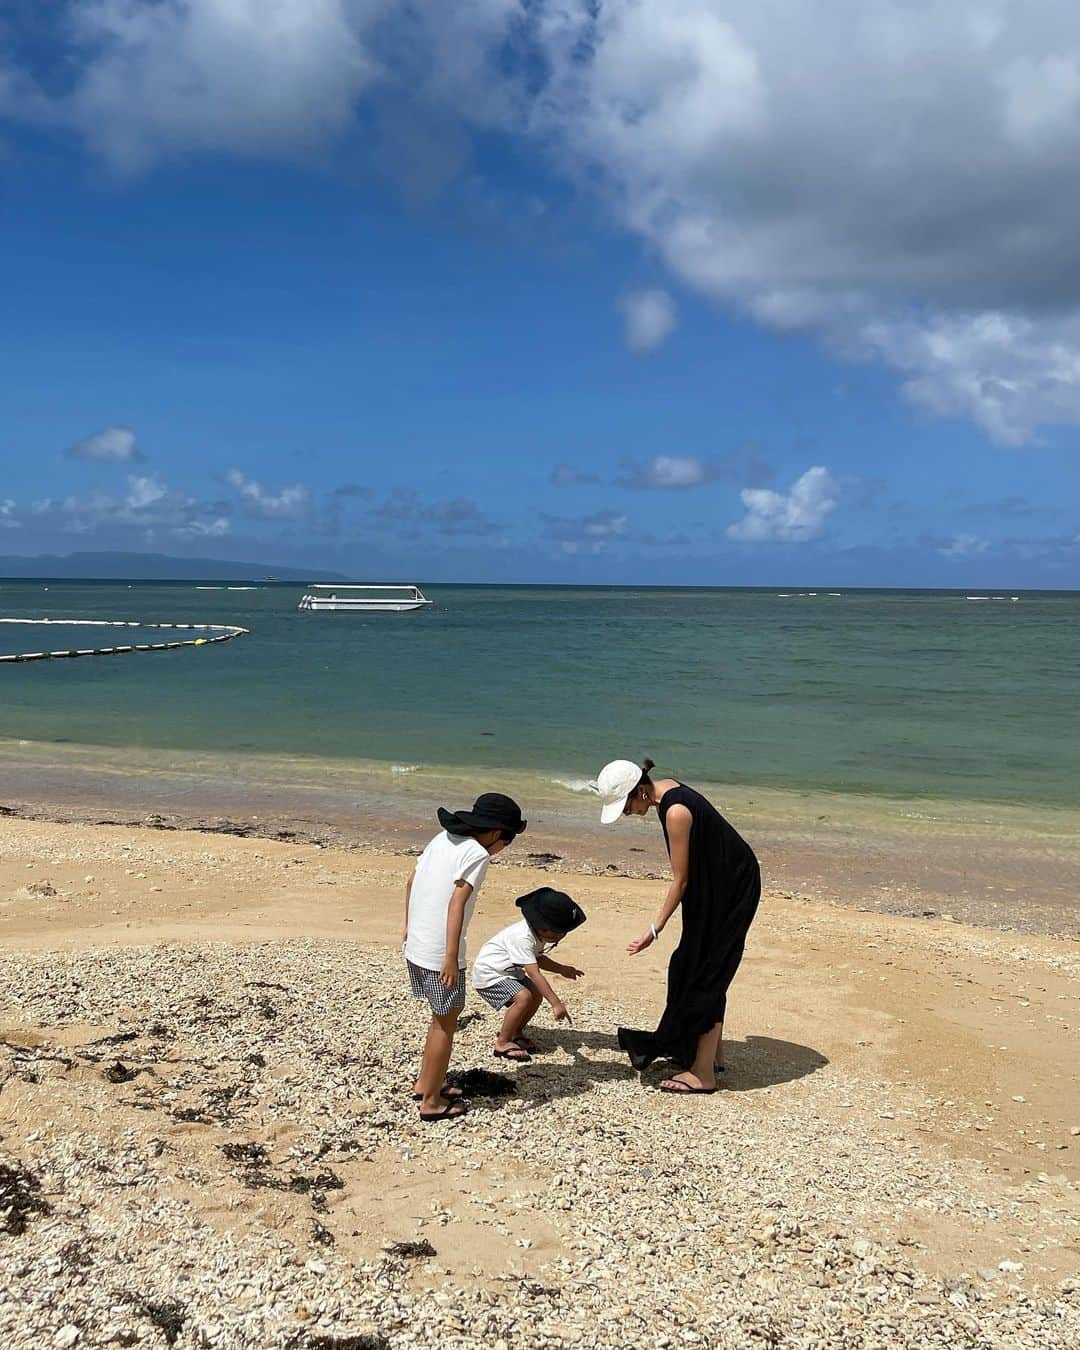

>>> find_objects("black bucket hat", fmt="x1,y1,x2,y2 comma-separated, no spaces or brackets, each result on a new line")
437,792,527,838
516,887,586,934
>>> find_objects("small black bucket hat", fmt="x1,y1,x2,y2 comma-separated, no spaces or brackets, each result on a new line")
437,792,527,838
516,887,586,934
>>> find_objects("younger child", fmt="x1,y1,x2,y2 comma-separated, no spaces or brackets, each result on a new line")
472,887,587,1061
404,792,526,1122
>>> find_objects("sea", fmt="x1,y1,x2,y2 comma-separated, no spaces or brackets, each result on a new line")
1,580,1077,813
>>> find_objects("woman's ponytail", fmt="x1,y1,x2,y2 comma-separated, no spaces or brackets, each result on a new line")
640,758,656,785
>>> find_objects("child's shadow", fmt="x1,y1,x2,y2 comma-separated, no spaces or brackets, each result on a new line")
462,1026,633,1111
464,1029,828,1111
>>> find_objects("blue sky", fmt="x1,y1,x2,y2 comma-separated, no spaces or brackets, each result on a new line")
2,2,1080,586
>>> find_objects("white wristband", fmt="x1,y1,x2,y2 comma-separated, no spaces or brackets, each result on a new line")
650,924,659,941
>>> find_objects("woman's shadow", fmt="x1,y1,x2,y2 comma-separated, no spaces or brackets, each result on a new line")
472,1027,827,1109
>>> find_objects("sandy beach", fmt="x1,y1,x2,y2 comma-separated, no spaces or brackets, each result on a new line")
0,814,1077,1348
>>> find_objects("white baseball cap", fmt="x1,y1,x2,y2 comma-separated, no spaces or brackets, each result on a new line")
591,759,643,824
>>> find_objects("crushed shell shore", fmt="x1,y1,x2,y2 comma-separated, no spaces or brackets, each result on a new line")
0,938,1077,1348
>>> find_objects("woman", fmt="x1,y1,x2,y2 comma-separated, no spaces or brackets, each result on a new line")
593,758,760,1095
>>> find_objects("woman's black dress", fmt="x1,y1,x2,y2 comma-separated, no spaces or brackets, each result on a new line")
618,784,760,1072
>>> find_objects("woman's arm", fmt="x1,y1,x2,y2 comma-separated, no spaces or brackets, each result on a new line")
439,880,474,988
521,962,571,1021
628,803,691,956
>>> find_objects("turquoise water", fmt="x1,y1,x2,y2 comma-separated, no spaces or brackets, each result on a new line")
1,581,1077,807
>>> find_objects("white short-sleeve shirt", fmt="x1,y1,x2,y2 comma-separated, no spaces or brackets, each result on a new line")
404,830,491,971
472,918,545,990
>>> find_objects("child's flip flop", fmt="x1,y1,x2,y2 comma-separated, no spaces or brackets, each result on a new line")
493,1046,531,1062
411,1086,465,1102
419,1102,468,1123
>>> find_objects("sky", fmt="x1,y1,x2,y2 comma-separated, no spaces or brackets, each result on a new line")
2,1,1080,587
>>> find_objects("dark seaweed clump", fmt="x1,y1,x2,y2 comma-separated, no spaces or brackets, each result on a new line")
220,1141,269,1167
127,1298,186,1347
242,1167,344,1212
384,1239,436,1259
105,1060,140,1084
0,1159,50,1235
300,1335,390,1350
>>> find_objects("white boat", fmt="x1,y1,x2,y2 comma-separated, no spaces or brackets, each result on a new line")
298,583,432,613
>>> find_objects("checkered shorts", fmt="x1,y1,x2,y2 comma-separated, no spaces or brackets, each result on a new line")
406,959,466,1015
475,970,535,1010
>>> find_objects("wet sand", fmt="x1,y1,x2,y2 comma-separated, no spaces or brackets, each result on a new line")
3,737,1078,938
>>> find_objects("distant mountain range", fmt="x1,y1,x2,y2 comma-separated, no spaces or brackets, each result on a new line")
0,551,348,582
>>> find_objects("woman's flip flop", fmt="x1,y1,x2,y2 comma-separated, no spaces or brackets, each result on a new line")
659,1079,717,1095
493,1046,531,1062
419,1102,468,1123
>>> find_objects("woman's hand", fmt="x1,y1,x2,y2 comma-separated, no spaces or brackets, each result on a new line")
627,930,656,955
439,955,459,990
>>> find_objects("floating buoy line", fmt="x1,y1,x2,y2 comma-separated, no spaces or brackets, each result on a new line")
0,618,250,663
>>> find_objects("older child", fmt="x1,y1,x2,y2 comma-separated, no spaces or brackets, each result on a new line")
472,887,586,1062
404,792,526,1122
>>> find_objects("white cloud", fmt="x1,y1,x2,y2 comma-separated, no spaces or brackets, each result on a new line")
542,508,629,554
939,532,990,559
531,3,1080,443
29,474,231,538
727,466,837,543
618,289,678,354
14,5,1080,441
853,312,1080,447
225,469,311,520
619,455,710,489
0,499,19,529
62,0,381,174
367,487,499,537
185,516,231,538
66,425,144,463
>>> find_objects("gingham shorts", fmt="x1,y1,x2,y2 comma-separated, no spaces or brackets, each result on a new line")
475,969,535,1010
406,959,466,1015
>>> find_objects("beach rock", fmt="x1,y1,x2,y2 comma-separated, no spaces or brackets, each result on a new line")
17,881,57,899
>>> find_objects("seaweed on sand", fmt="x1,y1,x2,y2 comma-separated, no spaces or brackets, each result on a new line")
296,1334,389,1350
105,1060,140,1084
0,1158,50,1235
124,1297,186,1347
383,1239,436,1259
242,1167,344,1213
220,1141,270,1167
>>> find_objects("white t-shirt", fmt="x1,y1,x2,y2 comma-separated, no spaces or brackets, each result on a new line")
473,918,546,990
404,831,491,971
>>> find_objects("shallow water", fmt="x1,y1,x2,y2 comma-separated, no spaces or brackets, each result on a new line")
1,580,1077,807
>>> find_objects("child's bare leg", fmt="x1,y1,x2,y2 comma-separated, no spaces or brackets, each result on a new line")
417,1008,465,1114
494,988,542,1053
